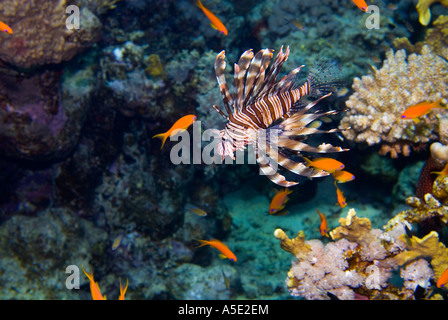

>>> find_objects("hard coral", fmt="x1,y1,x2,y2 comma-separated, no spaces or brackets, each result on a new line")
339,45,448,157
0,0,101,69
416,0,448,26
274,229,311,258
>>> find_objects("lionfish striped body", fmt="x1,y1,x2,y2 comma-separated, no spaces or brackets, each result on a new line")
211,46,347,187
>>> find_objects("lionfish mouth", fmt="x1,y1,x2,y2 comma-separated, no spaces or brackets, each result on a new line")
210,46,348,187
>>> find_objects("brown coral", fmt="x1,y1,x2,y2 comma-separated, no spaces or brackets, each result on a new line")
0,0,101,69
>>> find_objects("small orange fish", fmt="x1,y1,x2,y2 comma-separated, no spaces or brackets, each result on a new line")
303,157,345,173
332,170,355,183
196,0,228,36
437,267,448,288
0,21,13,34
352,0,368,12
81,265,106,300
335,182,347,208
316,209,329,237
119,278,129,300
400,99,444,122
197,239,237,261
152,114,197,149
268,188,293,215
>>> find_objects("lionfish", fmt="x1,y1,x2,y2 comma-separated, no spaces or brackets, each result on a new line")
210,46,348,187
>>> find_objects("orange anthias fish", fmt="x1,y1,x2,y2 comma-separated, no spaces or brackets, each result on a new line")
152,114,197,149
316,209,329,237
119,278,129,300
0,21,13,34
196,0,228,35
437,267,448,288
335,182,347,208
197,239,237,261
81,265,106,300
332,170,355,183
268,188,293,215
400,99,444,122
351,0,368,12
303,157,345,173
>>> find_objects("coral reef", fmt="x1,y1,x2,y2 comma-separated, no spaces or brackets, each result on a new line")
3,0,448,302
276,206,448,300
249,0,410,82
339,45,448,158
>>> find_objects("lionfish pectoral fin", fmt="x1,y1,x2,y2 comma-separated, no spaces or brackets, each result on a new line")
212,105,229,120
256,149,299,187
308,59,344,97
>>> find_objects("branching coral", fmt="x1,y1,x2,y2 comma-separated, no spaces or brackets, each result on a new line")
339,45,448,158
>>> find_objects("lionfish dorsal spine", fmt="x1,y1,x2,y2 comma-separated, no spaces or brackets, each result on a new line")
233,49,254,111
214,51,234,116
241,49,271,108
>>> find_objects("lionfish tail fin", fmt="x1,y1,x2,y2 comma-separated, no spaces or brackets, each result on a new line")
307,59,344,98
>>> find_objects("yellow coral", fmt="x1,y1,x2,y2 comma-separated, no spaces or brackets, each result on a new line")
393,231,448,281
274,229,311,258
416,0,448,26
329,208,373,243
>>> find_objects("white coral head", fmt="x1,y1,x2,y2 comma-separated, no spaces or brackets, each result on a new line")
430,142,448,165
